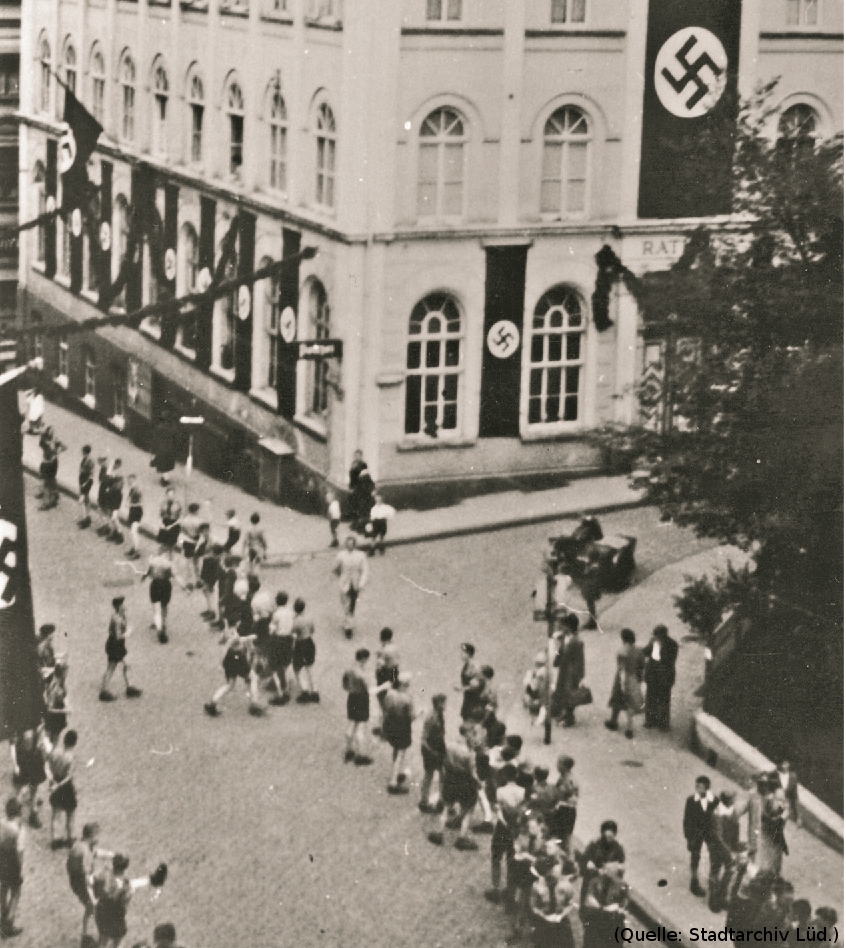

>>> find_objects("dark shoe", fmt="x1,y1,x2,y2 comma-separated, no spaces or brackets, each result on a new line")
454,836,479,851
78,517,91,529
563,715,576,728
387,784,409,795
158,631,169,644
50,839,65,850
484,889,503,904
418,802,436,814
344,628,353,639
433,800,445,814
427,831,444,846
1,924,22,938
203,702,220,717
583,619,598,630
625,729,634,739
354,755,373,766
99,690,115,702
126,550,140,560
330,539,339,548
604,720,618,731
96,525,110,537
690,880,707,898
248,702,266,717
125,686,142,699
445,813,463,830
200,610,216,620
371,726,382,737
344,749,355,763
269,694,290,707
295,693,311,704
28,813,41,829
472,821,495,834
308,692,320,703
211,620,225,630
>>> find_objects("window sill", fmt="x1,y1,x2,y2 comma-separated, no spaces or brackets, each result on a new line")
54,374,68,389
520,425,584,442
220,4,249,17
396,437,473,452
294,413,327,441
55,274,71,289
81,289,98,304
32,262,46,274
250,387,278,411
174,342,197,361
110,414,126,431
82,393,96,409
140,322,162,341
210,364,236,384
305,17,343,30
260,11,292,23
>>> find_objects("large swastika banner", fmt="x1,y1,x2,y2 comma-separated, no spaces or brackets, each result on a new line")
638,0,742,219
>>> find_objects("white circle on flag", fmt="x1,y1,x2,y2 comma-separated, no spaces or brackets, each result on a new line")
71,208,82,238
164,248,177,282
486,320,520,359
197,267,212,293
45,195,56,215
237,285,251,321
280,306,296,343
99,221,111,251
58,129,77,175
655,27,728,119
0,518,18,609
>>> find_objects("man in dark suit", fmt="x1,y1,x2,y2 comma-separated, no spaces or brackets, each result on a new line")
551,614,586,727
777,760,800,827
684,776,718,897
643,624,679,731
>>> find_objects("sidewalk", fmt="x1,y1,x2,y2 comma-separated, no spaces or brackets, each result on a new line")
21,396,645,557
505,545,844,944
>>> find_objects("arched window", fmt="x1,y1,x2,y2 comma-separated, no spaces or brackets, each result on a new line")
269,90,287,192
405,292,462,438
541,106,591,217
90,47,105,124
299,279,331,418
527,285,585,427
418,107,465,219
120,52,136,143
39,37,51,114
314,102,335,209
62,41,76,116
152,62,169,157
778,103,820,162
188,69,204,164
226,79,244,176
177,224,199,354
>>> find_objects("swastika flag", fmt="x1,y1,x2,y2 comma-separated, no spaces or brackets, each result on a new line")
0,365,45,739
638,0,742,219
61,89,103,215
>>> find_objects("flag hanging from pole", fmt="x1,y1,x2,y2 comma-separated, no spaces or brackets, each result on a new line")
60,89,103,215
0,357,46,740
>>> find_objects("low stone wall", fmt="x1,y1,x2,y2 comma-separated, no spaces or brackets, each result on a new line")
693,711,843,853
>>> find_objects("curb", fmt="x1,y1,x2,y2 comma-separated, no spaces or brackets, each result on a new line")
24,461,648,555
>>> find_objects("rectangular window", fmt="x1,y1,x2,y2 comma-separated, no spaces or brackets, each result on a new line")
230,115,244,175
92,77,105,124
191,105,203,163
786,0,818,24
0,146,17,207
540,142,562,213
154,95,167,155
58,335,69,380
111,365,125,419
266,293,279,389
316,138,335,208
426,0,461,21
122,87,135,141
551,0,586,23
270,125,286,192
59,215,71,279
84,349,96,402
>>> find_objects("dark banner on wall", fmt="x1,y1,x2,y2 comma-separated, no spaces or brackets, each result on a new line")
638,0,742,219
276,228,301,421
44,139,57,279
234,212,255,393
195,196,216,370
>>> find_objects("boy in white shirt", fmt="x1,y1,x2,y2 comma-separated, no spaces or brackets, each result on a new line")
326,491,341,548
367,493,396,556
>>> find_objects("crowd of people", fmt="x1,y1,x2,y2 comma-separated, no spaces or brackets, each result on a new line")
16,411,839,947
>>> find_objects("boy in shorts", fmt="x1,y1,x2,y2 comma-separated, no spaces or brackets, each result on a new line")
268,592,294,704
126,475,143,559
106,460,124,543
292,598,318,703
223,509,241,555
179,503,203,589
427,727,480,851
199,543,223,621
244,513,267,568
100,597,142,701
204,630,263,717
47,730,78,849
67,822,113,945
383,672,416,794
342,650,390,765
419,694,447,813
78,445,95,529
143,546,176,644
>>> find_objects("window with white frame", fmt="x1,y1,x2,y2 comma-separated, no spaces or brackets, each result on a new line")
227,79,244,177
120,52,136,143
541,106,591,217
299,279,331,419
153,63,169,157
314,102,336,209
91,48,105,124
188,71,204,164
39,37,51,114
426,0,461,22
58,334,69,382
84,347,96,404
404,292,462,438
177,223,199,354
551,0,586,24
418,107,465,219
778,102,820,161
61,41,76,117
269,89,287,192
786,0,818,26
215,254,238,372
527,285,585,427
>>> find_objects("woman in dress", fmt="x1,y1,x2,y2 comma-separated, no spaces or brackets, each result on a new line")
605,628,644,740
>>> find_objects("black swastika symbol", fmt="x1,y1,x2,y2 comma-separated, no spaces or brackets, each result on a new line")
661,34,724,111
492,326,516,352
0,534,17,606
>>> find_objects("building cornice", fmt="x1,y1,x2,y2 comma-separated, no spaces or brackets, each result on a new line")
759,31,843,40
401,27,504,37
524,29,626,39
